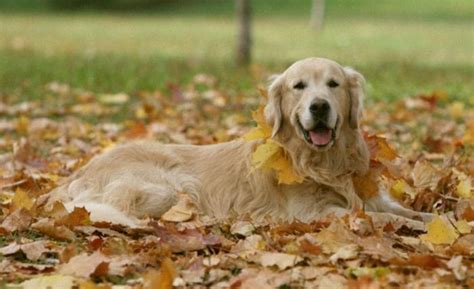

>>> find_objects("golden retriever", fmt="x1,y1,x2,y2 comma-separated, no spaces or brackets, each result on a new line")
48,57,431,228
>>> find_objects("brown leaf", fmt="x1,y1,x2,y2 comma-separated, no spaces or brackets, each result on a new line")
390,255,443,269
20,241,50,261
451,234,474,255
298,238,321,255
0,208,32,232
31,218,76,241
353,170,380,200
59,251,110,278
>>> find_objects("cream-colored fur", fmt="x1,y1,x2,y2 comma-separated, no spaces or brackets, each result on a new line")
48,58,432,228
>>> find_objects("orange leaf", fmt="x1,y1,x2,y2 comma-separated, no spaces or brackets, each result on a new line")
143,258,177,289
353,170,379,200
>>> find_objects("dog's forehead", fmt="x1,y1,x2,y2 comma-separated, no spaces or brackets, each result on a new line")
284,58,344,80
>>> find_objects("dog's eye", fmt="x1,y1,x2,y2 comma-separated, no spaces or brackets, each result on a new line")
293,81,306,90
327,79,339,88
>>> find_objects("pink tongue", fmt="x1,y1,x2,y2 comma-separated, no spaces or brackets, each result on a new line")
309,129,332,146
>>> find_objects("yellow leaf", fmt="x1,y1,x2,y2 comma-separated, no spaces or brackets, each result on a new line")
243,126,270,141
462,121,474,145
143,258,177,289
21,275,76,289
420,216,459,245
257,86,269,100
244,105,272,141
448,101,464,119
456,178,472,199
12,188,34,211
15,115,29,134
135,106,147,119
98,93,129,104
375,137,397,161
251,140,281,170
390,179,417,200
272,155,304,185
454,220,472,234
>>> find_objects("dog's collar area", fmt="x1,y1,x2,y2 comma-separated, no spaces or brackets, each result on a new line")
296,116,335,148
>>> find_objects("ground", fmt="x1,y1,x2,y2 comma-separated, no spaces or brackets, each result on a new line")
0,1,473,288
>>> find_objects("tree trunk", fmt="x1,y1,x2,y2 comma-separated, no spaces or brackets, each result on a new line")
310,0,325,31
235,0,252,65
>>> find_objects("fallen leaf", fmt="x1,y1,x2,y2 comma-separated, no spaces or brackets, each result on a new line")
454,220,472,234
143,258,177,289
259,252,303,270
411,160,445,190
161,193,195,222
353,170,380,200
20,275,76,289
230,221,255,237
20,241,50,261
32,218,76,241
59,251,110,278
456,178,472,199
12,187,34,210
0,208,32,232
329,244,360,264
98,93,129,104
419,216,459,245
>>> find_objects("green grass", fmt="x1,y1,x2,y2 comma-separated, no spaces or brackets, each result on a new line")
0,0,473,107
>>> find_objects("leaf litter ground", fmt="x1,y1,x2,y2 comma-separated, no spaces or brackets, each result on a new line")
0,76,473,288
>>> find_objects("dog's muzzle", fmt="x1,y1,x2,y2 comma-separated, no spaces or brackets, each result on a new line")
297,116,336,148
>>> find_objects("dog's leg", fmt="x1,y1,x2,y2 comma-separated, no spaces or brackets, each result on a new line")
365,189,434,222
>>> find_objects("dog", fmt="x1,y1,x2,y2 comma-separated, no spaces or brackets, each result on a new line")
48,57,432,228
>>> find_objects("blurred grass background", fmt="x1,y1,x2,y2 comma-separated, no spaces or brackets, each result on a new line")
0,0,473,104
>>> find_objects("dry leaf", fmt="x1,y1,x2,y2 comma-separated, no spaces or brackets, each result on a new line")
12,187,34,210
259,252,303,270
0,208,32,232
20,275,76,289
143,258,177,289
419,216,459,245
59,251,110,278
411,160,444,190
161,193,196,222
454,220,472,234
329,244,360,263
230,221,255,237
32,218,76,241
456,178,472,199
353,170,379,200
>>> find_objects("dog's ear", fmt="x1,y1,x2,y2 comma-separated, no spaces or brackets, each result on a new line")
264,74,284,137
343,67,366,129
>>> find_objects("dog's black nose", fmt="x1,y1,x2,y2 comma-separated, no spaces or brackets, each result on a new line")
309,99,330,118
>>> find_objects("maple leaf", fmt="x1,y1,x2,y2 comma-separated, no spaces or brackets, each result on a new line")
12,187,34,211
251,139,281,170
243,105,272,141
419,216,459,245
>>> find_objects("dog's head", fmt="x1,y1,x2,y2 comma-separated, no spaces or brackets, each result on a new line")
265,57,369,177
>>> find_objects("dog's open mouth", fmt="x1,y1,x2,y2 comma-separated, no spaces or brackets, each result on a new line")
297,118,335,148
